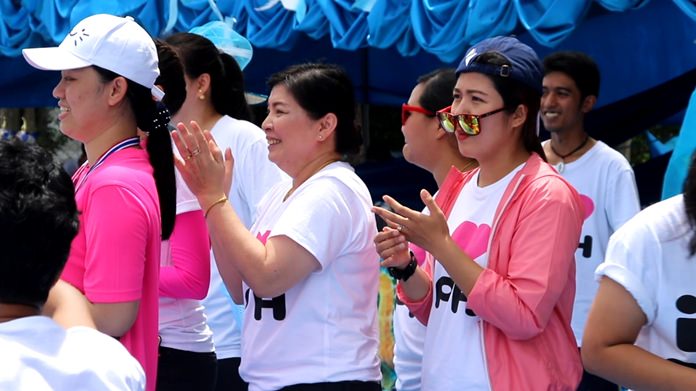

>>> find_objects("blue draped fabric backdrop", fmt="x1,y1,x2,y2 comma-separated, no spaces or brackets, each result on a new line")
0,0,692,108
0,0,695,202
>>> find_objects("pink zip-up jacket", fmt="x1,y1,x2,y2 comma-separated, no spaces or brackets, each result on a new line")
398,153,583,390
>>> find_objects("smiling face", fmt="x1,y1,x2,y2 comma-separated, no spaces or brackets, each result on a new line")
261,84,323,177
450,72,512,163
541,71,591,134
52,67,112,143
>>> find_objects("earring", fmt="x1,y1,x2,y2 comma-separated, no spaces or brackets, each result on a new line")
198,89,205,101
318,135,323,140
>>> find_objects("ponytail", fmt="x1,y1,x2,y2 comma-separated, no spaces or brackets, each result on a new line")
93,66,176,240
215,52,252,121
132,92,176,240
166,32,252,122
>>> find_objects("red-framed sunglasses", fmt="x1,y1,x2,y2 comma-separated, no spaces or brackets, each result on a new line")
401,104,434,126
436,105,506,135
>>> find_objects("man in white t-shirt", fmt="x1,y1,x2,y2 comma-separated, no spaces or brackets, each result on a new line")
0,140,145,391
540,51,640,391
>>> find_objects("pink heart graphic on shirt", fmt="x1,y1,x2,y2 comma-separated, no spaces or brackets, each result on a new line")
579,194,595,221
256,230,271,245
451,221,491,260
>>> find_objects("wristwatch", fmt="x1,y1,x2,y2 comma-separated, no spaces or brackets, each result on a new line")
388,251,418,282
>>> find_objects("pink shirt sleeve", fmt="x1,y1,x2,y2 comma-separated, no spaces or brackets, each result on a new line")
159,210,211,299
82,186,153,303
396,253,434,326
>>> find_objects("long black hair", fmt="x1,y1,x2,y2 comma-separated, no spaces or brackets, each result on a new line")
94,66,176,240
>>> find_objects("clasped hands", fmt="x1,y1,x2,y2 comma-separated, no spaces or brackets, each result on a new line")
372,189,449,270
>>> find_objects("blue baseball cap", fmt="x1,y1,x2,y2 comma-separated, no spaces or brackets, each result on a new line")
455,36,542,94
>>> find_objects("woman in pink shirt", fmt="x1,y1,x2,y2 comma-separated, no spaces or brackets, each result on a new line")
374,36,584,390
22,14,176,391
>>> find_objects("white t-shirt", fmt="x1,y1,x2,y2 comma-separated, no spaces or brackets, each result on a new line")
159,168,214,352
596,194,696,383
544,140,640,344
393,223,428,391
0,316,145,390
392,303,425,391
201,116,287,359
422,166,521,390
240,162,381,390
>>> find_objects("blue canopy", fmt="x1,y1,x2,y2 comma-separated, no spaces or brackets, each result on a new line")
0,0,694,207
1,0,695,142
1,0,694,102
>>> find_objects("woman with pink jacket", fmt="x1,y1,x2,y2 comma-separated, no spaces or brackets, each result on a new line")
373,36,584,390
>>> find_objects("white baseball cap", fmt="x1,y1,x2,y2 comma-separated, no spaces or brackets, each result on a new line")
22,14,164,100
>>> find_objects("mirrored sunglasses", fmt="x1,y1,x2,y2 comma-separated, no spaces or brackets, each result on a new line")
401,104,434,126
436,105,506,135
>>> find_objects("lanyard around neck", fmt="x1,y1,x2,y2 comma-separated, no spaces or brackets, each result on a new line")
73,137,140,193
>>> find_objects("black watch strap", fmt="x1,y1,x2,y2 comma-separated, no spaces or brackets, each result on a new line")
388,251,418,282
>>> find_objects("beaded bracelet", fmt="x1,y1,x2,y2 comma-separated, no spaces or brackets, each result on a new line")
204,196,228,218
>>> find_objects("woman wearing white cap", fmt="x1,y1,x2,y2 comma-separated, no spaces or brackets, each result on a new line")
373,36,584,390
22,14,176,391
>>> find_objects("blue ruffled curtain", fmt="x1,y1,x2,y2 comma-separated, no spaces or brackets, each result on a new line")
294,0,330,41
367,0,420,56
0,2,33,56
244,0,300,49
514,0,592,47
4,0,696,61
315,0,369,51
673,0,696,21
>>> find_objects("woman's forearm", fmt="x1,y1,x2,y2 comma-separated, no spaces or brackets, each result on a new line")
583,343,696,391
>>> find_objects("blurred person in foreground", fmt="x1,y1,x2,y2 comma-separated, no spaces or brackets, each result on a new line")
0,139,145,390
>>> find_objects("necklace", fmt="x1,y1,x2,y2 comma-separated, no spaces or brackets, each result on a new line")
73,137,141,193
551,135,589,174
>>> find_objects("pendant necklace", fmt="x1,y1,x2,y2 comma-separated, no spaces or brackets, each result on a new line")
551,135,589,174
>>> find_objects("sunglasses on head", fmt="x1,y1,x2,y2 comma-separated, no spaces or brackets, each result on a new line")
436,105,506,135
401,104,434,126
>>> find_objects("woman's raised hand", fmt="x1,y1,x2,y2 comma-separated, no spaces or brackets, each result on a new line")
172,121,234,208
372,189,450,260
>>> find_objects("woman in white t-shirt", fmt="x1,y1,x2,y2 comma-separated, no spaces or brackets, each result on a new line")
165,32,286,391
582,156,696,390
373,36,584,390
172,63,381,391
